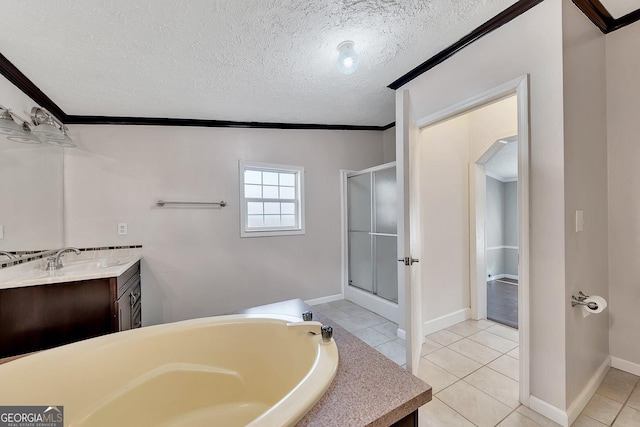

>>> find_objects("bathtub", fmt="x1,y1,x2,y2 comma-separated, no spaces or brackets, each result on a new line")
0,314,339,426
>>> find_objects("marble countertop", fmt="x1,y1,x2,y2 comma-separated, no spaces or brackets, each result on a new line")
0,249,142,290
239,299,432,426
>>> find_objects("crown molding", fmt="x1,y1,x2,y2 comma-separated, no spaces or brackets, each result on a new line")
388,0,545,90
572,0,640,34
0,52,67,121
64,115,392,131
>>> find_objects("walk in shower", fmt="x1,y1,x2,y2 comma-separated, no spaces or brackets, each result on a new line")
345,162,399,323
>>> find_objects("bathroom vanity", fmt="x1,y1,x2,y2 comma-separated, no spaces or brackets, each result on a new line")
0,254,141,359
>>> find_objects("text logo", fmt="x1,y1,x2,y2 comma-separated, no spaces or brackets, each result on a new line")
0,406,63,427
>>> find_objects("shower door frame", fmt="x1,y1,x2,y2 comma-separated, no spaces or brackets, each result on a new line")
341,162,400,326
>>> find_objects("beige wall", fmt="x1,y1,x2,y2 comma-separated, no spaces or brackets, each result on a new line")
64,125,384,325
420,115,471,321
562,0,609,411
419,96,517,324
382,126,396,163
606,21,640,369
399,0,567,409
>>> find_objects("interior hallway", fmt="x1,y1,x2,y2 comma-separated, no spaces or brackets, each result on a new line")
316,299,640,426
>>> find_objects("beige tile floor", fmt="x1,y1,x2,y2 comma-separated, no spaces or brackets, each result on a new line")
314,299,640,426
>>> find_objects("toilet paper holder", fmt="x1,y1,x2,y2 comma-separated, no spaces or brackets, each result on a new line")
571,291,598,310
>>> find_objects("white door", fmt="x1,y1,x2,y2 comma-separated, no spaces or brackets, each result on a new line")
396,90,422,374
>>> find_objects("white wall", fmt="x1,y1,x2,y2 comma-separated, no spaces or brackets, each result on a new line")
606,20,640,371
400,0,567,409
0,74,64,252
64,124,384,325
561,0,609,413
419,96,517,324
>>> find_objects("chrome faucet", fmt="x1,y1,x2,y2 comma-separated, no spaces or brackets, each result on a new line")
46,247,81,271
0,251,16,260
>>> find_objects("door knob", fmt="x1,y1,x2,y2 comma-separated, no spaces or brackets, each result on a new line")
398,256,419,266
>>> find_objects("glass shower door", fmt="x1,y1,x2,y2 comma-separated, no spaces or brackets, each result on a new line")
373,167,398,302
348,173,373,293
347,165,398,303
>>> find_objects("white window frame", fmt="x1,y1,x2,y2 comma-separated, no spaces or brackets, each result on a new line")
239,160,305,237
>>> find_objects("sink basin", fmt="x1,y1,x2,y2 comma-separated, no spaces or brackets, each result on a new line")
53,258,131,273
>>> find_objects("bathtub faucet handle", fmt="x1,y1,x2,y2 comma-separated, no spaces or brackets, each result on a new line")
302,311,313,321
321,325,333,343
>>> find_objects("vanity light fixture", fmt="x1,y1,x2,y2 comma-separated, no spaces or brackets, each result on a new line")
0,105,41,144
337,41,359,75
31,107,76,147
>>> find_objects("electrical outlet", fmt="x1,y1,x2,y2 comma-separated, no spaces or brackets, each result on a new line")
118,223,128,236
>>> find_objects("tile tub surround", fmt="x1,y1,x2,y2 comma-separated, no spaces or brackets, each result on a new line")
313,300,408,366
0,248,142,289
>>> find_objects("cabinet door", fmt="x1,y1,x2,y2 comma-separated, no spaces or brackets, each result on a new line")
0,279,112,358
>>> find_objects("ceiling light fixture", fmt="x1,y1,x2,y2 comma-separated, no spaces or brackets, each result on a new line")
337,41,359,75
31,107,75,147
0,105,41,144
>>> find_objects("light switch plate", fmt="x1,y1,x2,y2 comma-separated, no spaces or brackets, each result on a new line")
118,223,128,236
0,224,3,240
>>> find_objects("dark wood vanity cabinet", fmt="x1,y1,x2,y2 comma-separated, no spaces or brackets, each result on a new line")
0,261,141,359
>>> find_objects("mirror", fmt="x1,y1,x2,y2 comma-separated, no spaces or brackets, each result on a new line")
0,138,64,256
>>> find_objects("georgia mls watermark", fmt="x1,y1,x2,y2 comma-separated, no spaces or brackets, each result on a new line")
0,406,63,427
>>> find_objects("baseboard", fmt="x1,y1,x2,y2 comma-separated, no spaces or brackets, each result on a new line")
397,328,406,340
529,396,569,427
567,356,611,425
423,308,471,336
505,274,519,280
611,356,640,376
305,293,344,306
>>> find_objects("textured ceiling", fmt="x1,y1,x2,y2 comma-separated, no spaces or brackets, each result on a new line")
0,0,518,126
600,0,640,19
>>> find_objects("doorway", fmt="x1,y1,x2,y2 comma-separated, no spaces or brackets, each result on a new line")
481,135,519,329
399,75,530,402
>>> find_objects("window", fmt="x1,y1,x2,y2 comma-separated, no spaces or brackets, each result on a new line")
239,160,305,237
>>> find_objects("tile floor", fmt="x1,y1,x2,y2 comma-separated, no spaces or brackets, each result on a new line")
314,299,640,426
575,368,640,426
